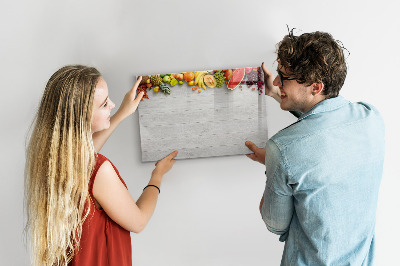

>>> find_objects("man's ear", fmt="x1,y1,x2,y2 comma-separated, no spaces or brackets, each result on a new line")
312,82,324,96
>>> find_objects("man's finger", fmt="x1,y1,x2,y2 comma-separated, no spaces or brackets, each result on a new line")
246,153,257,161
262,62,272,76
245,141,259,153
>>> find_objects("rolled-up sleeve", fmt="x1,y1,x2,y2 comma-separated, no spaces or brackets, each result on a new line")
260,139,294,241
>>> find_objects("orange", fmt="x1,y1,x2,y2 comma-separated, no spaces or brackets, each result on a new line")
184,72,194,82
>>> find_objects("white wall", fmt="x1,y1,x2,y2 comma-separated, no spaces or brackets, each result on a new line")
1,0,399,265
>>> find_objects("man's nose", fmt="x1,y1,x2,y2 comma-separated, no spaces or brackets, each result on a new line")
273,75,280,87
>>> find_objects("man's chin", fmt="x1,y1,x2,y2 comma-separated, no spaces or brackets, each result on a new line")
279,103,290,111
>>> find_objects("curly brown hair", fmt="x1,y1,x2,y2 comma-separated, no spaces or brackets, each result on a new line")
277,30,348,98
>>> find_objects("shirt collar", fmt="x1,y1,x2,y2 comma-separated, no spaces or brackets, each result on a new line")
298,95,350,121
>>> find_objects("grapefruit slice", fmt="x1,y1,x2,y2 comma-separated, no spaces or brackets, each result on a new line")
227,68,245,90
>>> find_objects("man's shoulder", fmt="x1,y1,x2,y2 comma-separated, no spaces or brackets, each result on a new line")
352,101,383,118
345,100,385,132
269,98,384,149
269,121,306,150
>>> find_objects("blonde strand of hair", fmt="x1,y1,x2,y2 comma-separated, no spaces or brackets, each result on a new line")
25,65,100,265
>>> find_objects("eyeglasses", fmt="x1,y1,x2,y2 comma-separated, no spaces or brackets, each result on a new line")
277,70,297,86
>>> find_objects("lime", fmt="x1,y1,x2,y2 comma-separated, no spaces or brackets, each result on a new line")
178,81,183,85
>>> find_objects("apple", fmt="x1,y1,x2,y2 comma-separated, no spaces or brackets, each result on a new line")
162,75,171,83
224,69,233,80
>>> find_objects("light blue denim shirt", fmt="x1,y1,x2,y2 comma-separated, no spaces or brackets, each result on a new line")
260,96,385,265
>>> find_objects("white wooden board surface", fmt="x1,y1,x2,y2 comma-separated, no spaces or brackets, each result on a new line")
138,68,268,162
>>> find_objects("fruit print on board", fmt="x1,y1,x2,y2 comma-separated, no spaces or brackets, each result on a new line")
227,68,245,90
138,66,263,99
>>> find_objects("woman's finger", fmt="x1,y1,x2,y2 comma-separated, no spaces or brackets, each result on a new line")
135,91,144,102
167,150,178,160
130,76,142,95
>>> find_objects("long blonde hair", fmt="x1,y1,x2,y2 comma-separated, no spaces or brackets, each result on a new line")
25,65,101,265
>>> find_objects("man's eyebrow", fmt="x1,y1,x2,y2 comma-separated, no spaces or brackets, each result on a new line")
277,68,291,77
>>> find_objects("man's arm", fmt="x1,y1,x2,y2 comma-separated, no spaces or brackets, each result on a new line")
262,62,282,102
260,183,293,239
245,139,294,238
249,139,293,240
261,62,301,119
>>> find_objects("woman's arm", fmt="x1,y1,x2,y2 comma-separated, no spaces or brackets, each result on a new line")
92,77,144,152
93,150,178,233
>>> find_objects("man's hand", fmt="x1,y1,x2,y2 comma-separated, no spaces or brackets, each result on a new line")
262,62,281,103
245,141,266,165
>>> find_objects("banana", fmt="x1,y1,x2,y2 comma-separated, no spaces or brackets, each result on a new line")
198,71,208,90
194,71,202,85
194,72,199,85
198,76,203,89
197,72,203,88
195,71,204,86
193,71,211,89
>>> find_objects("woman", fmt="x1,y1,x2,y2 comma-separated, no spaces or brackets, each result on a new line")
25,65,177,265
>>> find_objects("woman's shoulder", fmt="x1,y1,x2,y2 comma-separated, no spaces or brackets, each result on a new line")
90,153,115,194
94,153,127,188
96,160,117,178
95,153,108,164
91,153,109,179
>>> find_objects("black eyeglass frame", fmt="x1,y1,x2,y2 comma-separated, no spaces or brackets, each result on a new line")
277,70,297,86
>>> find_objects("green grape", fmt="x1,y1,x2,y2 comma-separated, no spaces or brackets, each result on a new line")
213,71,225,88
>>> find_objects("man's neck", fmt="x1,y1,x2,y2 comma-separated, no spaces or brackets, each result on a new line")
301,95,327,113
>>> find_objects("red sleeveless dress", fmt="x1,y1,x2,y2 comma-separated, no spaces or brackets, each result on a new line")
69,153,132,266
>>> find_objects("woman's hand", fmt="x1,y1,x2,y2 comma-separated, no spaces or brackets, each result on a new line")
262,62,282,103
115,76,145,120
92,77,144,152
152,150,178,178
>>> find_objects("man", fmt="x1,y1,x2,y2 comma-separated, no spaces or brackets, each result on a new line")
245,31,385,265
